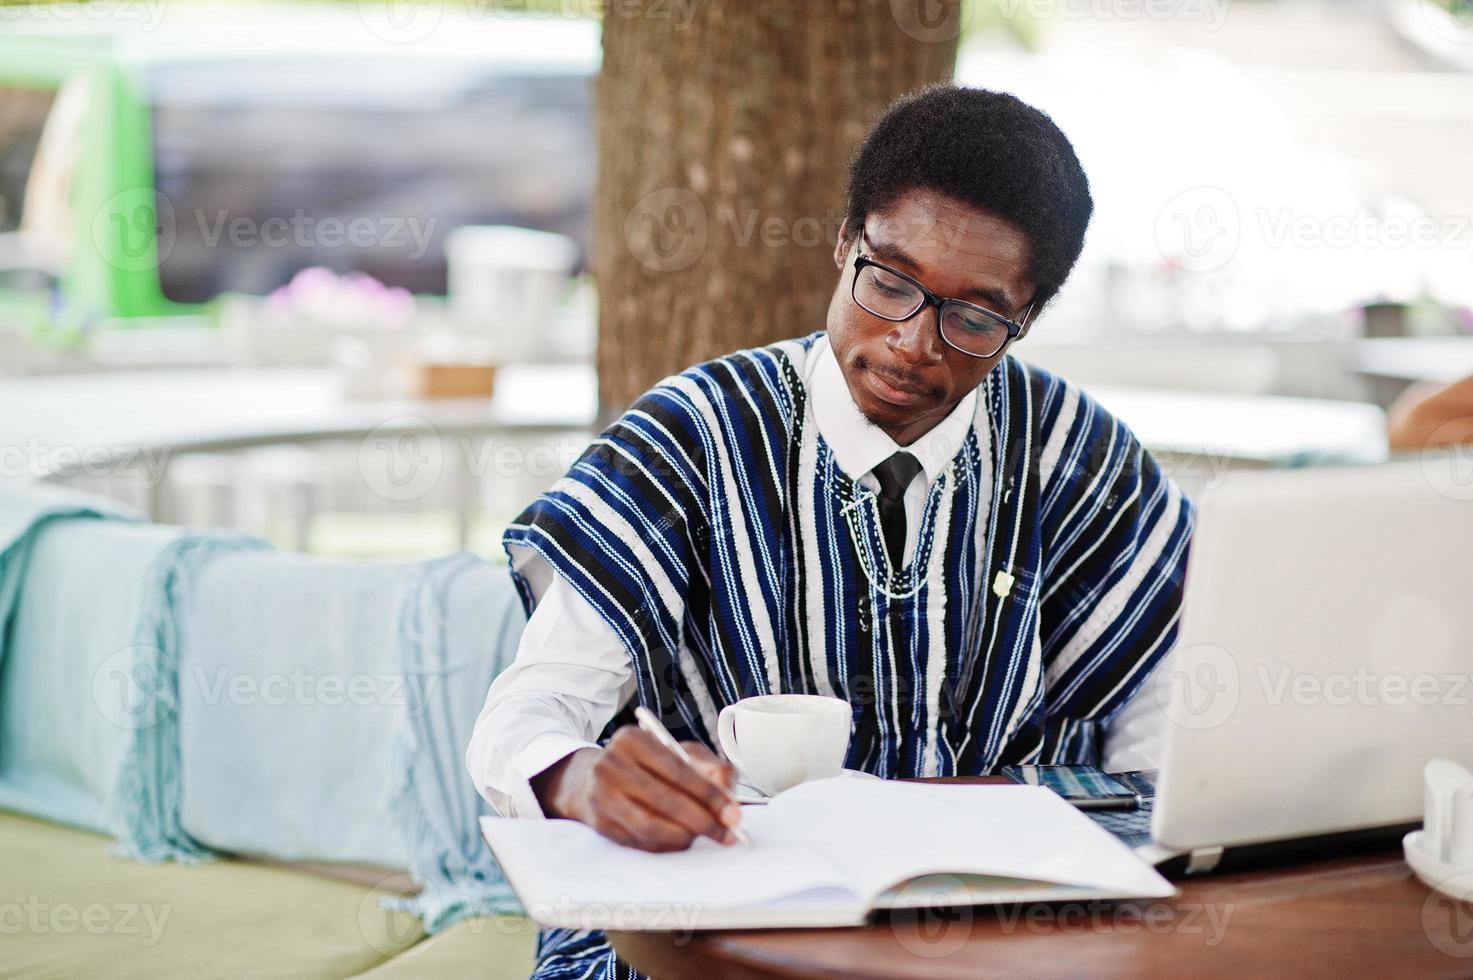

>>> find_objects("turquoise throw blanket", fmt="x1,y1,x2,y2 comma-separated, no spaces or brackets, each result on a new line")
176,549,525,929
0,486,526,931
0,486,145,831
0,485,263,859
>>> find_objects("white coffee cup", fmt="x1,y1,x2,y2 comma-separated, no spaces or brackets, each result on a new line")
716,694,852,796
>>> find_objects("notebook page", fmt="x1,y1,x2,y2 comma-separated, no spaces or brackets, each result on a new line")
482,811,863,928
766,779,1173,903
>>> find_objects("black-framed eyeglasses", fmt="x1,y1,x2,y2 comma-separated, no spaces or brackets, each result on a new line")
850,230,1035,359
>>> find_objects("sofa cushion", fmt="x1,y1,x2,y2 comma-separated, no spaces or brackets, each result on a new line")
1,809,428,978
348,913,538,978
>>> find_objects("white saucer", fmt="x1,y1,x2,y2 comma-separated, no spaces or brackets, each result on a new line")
1404,830,1473,901
734,768,880,804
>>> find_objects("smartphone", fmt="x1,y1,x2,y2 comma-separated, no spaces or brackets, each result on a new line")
1000,764,1140,811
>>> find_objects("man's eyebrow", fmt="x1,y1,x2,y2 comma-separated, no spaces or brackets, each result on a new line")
865,235,1016,313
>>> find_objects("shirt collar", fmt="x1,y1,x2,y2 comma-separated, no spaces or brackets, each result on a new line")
804,334,978,485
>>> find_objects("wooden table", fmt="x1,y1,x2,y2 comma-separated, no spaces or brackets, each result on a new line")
610,780,1467,978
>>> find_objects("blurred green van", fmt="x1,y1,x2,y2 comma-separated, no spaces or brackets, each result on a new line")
0,3,598,335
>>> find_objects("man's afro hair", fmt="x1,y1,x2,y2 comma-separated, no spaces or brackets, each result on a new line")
845,85,1093,311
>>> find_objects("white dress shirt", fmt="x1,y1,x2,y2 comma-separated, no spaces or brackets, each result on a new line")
466,337,1166,817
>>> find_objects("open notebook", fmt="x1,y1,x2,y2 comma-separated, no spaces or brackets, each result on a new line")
481,776,1175,931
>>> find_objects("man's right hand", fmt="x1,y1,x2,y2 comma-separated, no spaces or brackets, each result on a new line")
530,726,742,852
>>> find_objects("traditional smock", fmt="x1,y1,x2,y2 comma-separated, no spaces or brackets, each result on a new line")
501,332,1193,979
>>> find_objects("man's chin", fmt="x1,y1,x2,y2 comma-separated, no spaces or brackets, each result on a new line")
856,394,922,441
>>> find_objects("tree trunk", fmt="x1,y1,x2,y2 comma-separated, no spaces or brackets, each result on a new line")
594,0,961,415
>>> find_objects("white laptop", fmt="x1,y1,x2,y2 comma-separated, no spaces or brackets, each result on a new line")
1126,460,1473,874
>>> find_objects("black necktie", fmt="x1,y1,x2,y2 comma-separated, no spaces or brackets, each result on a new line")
872,451,922,568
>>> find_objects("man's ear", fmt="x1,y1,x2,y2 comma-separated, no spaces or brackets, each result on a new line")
834,219,854,269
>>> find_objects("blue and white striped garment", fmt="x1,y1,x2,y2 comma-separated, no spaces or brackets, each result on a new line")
503,332,1194,980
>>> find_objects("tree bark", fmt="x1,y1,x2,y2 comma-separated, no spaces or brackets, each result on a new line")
594,0,961,414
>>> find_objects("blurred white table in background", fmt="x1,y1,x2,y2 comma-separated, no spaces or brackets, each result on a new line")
1353,337,1473,384
0,364,598,547
1091,385,1387,500
0,365,1387,531
0,364,596,462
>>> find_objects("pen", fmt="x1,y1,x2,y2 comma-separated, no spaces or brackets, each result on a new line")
634,706,754,847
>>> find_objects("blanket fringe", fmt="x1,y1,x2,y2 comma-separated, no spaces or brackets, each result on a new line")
388,552,525,932
108,533,269,864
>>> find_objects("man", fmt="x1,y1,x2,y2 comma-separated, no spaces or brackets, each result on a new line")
468,86,1193,979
